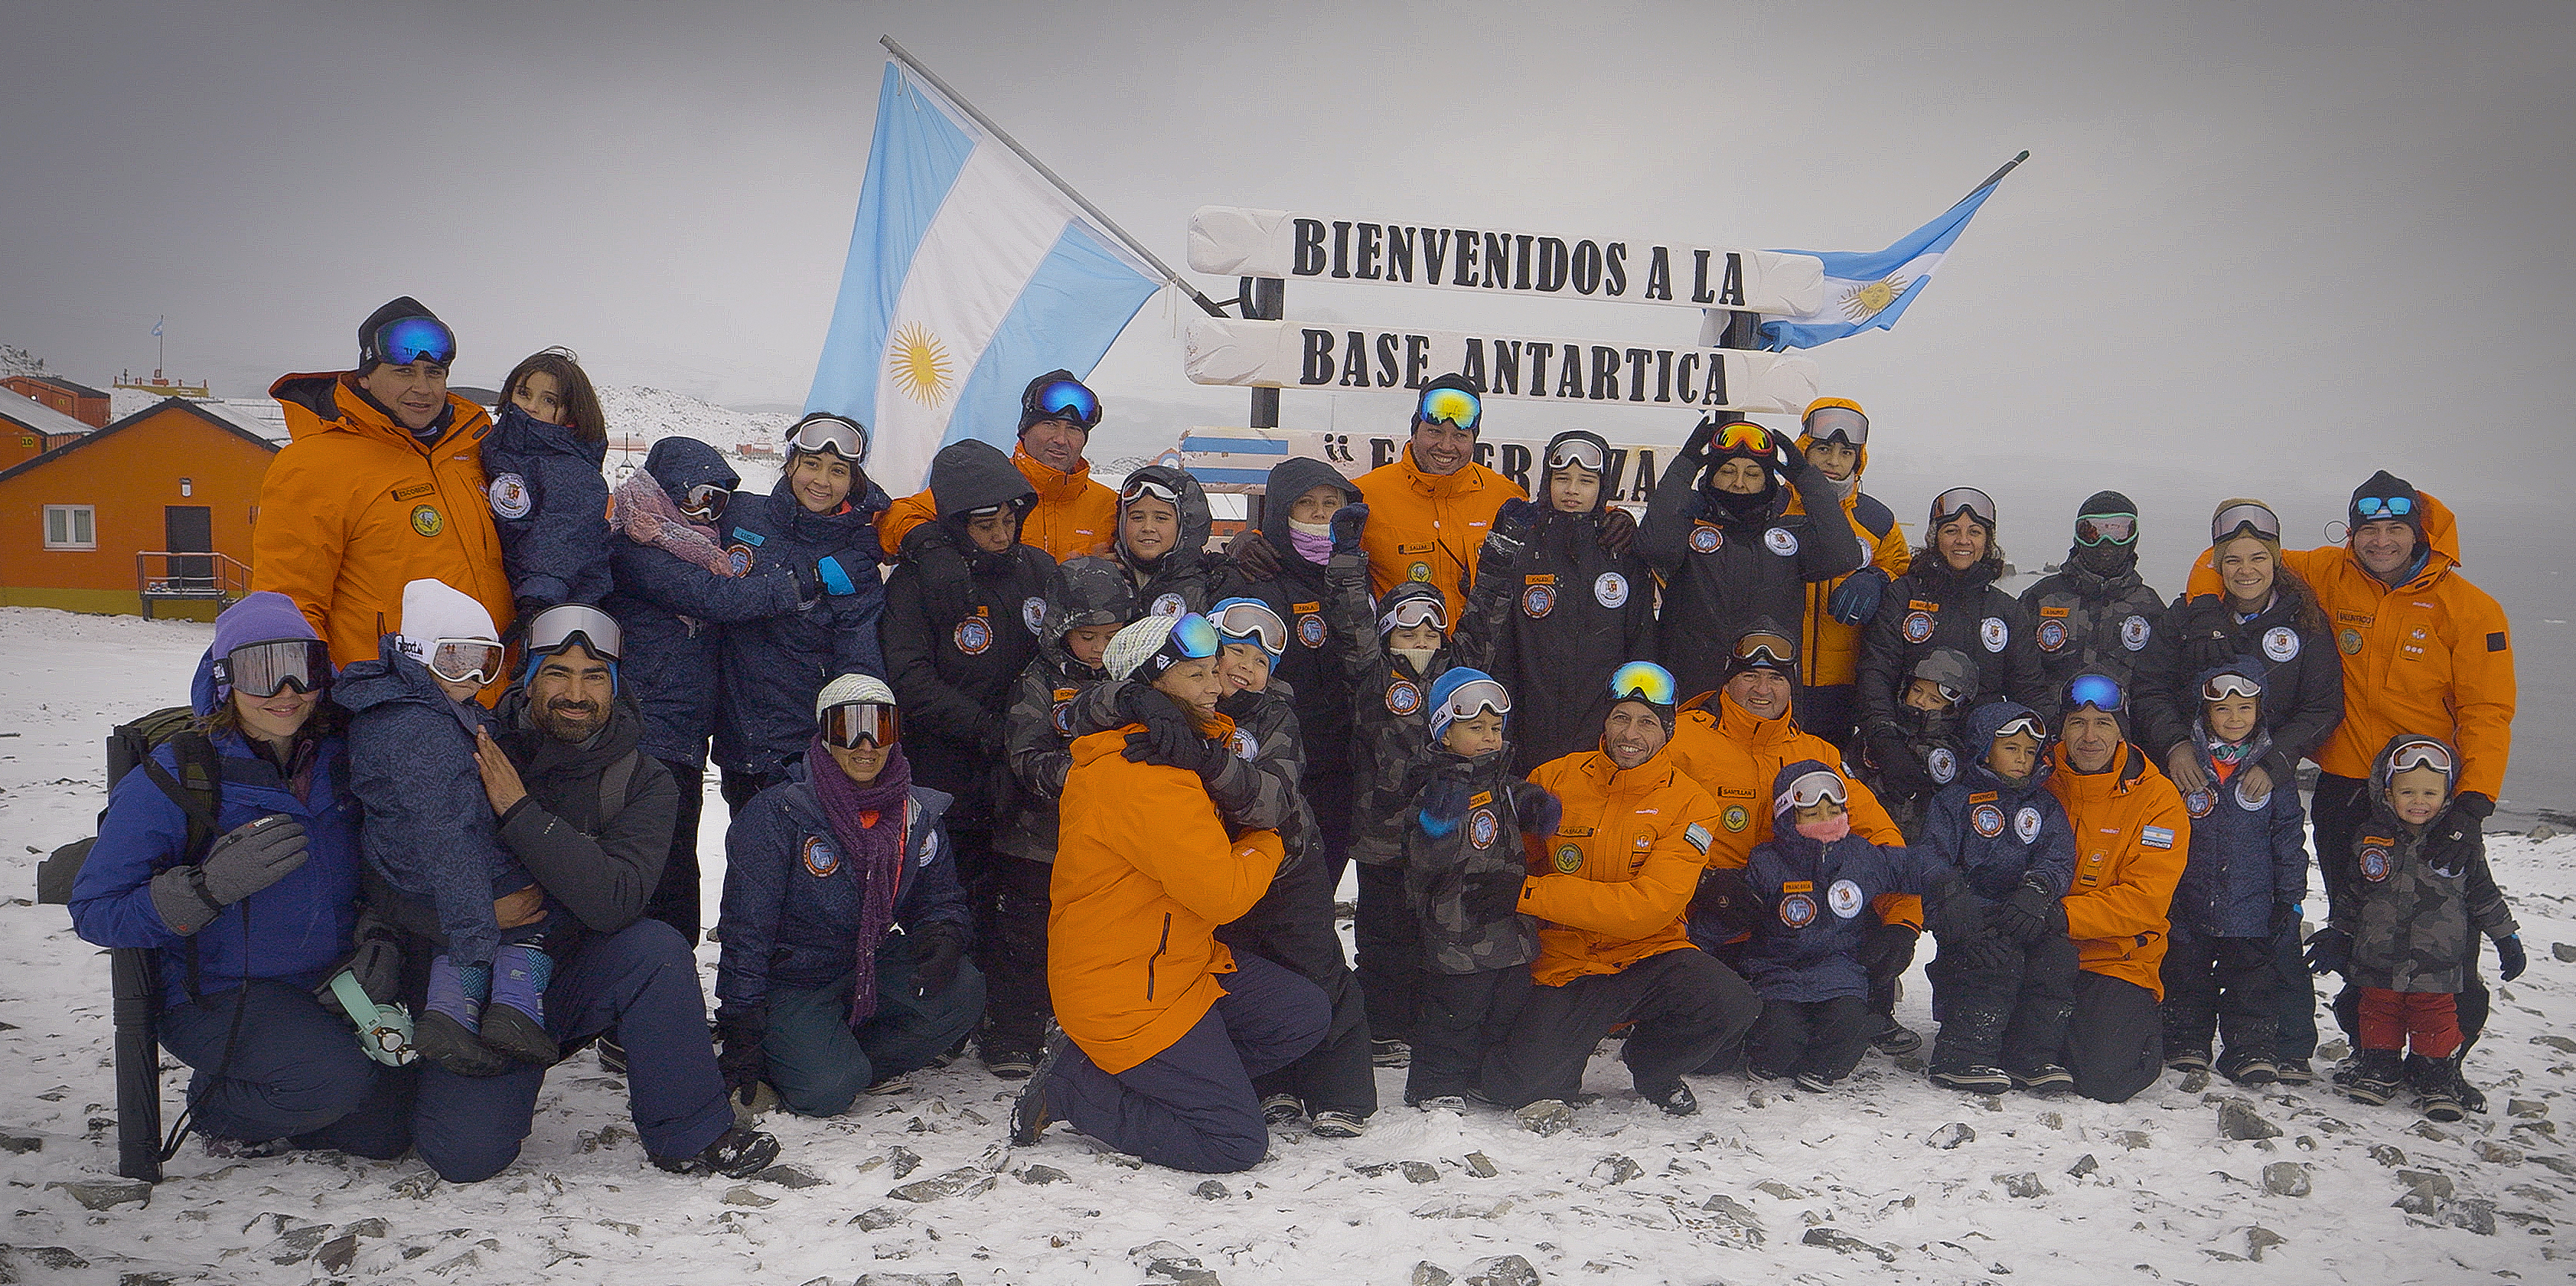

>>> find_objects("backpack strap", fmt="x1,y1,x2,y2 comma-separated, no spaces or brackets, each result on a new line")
138,731,223,1002
595,748,639,830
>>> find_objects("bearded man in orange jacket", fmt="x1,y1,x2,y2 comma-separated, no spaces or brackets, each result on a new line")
253,298,513,689
1010,612,1329,1173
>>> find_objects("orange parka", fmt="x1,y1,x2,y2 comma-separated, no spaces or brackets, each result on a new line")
876,444,1120,563
1050,723,1283,1074
2182,491,2513,800
1353,446,1528,628
2044,740,2190,998
1784,446,1911,689
1517,743,1721,987
252,372,512,673
1665,689,1919,929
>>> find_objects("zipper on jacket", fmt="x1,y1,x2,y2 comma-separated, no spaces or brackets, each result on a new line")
1146,912,1172,1000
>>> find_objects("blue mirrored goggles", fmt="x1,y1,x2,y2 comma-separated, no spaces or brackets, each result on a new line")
2354,494,2415,520
367,315,455,368
2066,672,2127,713
1026,378,1101,429
1168,612,1221,659
1608,660,1676,707
1417,385,1481,432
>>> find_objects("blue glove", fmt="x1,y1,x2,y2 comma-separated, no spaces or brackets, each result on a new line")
2493,933,2527,981
814,553,865,597
1417,777,1472,836
2304,927,2352,976
1827,569,1886,625
1506,780,1562,837
1329,503,1371,556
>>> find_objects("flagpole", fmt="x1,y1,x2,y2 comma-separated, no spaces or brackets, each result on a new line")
1958,150,2030,205
879,36,1228,318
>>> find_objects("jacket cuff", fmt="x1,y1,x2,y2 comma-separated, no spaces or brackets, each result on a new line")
497,796,537,829
147,866,221,935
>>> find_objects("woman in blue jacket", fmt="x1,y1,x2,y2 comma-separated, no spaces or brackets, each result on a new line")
712,674,982,1118
68,592,401,1157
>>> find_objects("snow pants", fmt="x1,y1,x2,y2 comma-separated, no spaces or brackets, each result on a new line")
2160,926,2278,1065
976,853,1054,1059
406,920,735,1183
1747,994,1878,1082
1407,964,1531,1104
1217,850,1377,1117
2357,987,2463,1059
1480,947,1762,1109
157,980,408,1157
1928,934,2078,1075
765,946,986,1117
644,758,705,944
2062,969,2164,1103
1353,861,1422,1046
2271,924,2320,1060
1044,952,1329,1174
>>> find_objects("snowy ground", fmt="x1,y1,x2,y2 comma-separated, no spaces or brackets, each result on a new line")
0,605,2569,1285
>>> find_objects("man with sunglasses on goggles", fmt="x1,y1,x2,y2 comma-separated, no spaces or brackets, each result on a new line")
877,370,1122,563
1342,374,1531,629
2019,491,2167,696
256,298,514,687
2183,471,2515,1106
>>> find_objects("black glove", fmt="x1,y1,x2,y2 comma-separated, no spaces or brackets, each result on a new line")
1772,433,1808,481
1417,777,1473,831
1505,780,1563,837
1858,920,1919,973
1596,505,1636,557
1469,867,1529,922
2304,926,2353,976
1118,684,1227,777
2270,901,2304,939
1481,499,1539,573
1691,867,1758,937
1869,734,1937,797
1922,882,1984,946
148,814,309,935
1329,503,1371,556
2493,933,2527,982
1952,935,2021,973
716,1009,769,1103
2423,792,2492,876
346,903,407,1004
1226,526,1283,579
1679,415,1721,461
1990,882,2067,946
910,922,967,1000
1827,569,1886,626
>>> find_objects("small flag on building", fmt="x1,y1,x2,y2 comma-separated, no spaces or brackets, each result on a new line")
805,60,1163,496
1757,158,2017,352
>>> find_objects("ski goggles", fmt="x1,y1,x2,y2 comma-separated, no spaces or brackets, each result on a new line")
1991,714,2048,742
1929,487,1997,529
525,604,621,664
2073,512,2137,547
1208,599,1289,657
1439,677,1512,724
1416,384,1481,432
1920,679,1967,704
1713,421,1775,454
2066,672,2127,713
2211,501,2281,545
820,700,901,749
214,638,334,698
2353,494,2414,521
426,638,505,686
1024,377,1101,429
1378,596,1447,635
786,414,869,463
365,315,455,368
1546,438,1606,473
1142,612,1223,681
2385,738,2454,776
1800,404,1868,446
1777,769,1849,811
1120,477,1181,506
1608,660,1677,707
2202,672,2264,700
679,483,730,518
1730,628,1798,672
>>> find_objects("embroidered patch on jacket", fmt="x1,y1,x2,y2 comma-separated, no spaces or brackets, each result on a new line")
1980,616,2009,653
1594,572,1629,608
801,837,838,877
1684,823,1711,854
2120,615,2151,650
487,473,532,520
1779,893,1818,929
1689,524,1723,554
1469,808,1500,850
2140,825,2175,850
1721,805,1749,833
409,504,443,537
1828,879,1865,919
1972,804,2006,838
2262,625,2300,662
1763,527,1798,556
1521,583,1556,618
1385,680,1421,716
1903,611,1936,644
954,618,993,654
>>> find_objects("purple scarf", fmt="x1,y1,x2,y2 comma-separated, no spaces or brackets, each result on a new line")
807,736,913,1024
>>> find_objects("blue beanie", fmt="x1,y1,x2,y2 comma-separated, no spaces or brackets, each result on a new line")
1427,666,1503,743
193,591,325,715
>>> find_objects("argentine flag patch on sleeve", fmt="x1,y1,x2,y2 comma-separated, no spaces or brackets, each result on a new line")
1684,823,1712,854
2140,825,2175,850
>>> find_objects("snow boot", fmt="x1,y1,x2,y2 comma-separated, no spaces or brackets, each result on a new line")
2343,1049,2407,1105
2219,1053,2279,1086
1261,1094,1306,1124
2440,1052,2489,1114
1371,1039,1411,1068
1929,1065,2012,1095
416,955,508,1077
1643,1080,1699,1116
480,944,559,1067
2164,1046,2212,1075
2009,1063,2075,1094
653,1125,781,1178
1309,1109,1368,1138
2406,1053,2467,1122
1011,1029,1069,1147
1872,1018,1923,1056
2272,1057,2315,1085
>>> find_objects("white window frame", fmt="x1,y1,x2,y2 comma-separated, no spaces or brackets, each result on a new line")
43,504,96,550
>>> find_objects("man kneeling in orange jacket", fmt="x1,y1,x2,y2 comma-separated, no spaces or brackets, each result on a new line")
1011,613,1329,1173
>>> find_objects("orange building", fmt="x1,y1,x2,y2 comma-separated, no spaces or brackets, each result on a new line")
2,374,113,429
1,391,94,472
0,398,280,619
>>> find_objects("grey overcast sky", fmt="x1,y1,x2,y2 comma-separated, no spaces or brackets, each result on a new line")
5,1,2572,511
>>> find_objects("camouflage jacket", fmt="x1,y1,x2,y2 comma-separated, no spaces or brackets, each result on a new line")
1400,745,1542,975
994,648,1117,864
2336,808,2516,994
1325,547,1506,867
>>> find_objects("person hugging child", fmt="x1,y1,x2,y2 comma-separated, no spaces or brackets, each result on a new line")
1740,761,1968,1092
1401,668,1557,1110
2160,659,2310,1085
2309,736,2523,1121
1922,701,2080,1095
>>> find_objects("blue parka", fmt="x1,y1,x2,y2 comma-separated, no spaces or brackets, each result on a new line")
711,473,892,778
2169,661,2310,938
1922,701,2076,903
1742,759,1950,1004
480,403,614,612
70,709,364,1010
713,768,970,1020
603,438,802,768
334,638,521,965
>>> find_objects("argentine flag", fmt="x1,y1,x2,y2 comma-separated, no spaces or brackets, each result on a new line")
1756,181,2001,352
807,62,1162,495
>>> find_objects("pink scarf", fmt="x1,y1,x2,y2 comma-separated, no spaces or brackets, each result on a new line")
615,468,736,577
807,736,912,1024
